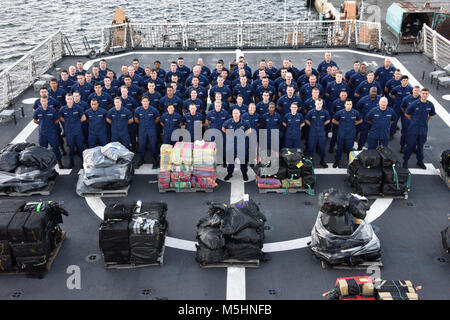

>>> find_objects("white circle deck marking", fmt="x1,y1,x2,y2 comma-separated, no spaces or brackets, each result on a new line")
22,98,37,104
443,95,450,101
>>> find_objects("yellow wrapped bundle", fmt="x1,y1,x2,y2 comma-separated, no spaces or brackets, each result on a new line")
281,178,302,189
160,144,173,171
193,140,216,166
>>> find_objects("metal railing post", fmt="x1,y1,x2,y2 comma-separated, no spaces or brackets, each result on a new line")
377,22,382,49
432,30,437,64
422,24,427,55
124,23,128,49
28,55,36,85
182,23,188,49
237,22,243,48
293,21,299,48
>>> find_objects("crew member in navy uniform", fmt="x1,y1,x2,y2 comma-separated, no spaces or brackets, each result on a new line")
58,70,74,94
349,63,368,96
106,97,134,149
256,91,272,115
298,59,319,78
233,76,255,105
185,76,208,106
354,71,382,99
33,96,64,168
48,78,67,106
399,86,420,153
300,74,324,101
71,74,94,102
206,99,230,166
402,88,436,169
185,65,210,90
84,98,108,148
389,75,412,139
88,83,113,110
328,90,349,153
177,57,191,84
143,81,162,109
345,60,360,83
210,76,232,107
119,86,139,152
325,71,349,108
277,85,303,117
183,104,204,142
222,109,252,181
365,97,397,149
262,102,282,154
229,94,249,115
317,52,338,79
278,72,298,98
160,104,183,145
75,61,86,76
160,85,184,114
183,89,205,115
68,66,78,83
99,59,115,79
134,96,161,167
375,57,396,90
332,99,362,168
59,93,86,169
132,58,145,77
91,65,104,83
282,102,304,149
153,60,166,80
356,87,380,150
165,61,183,84
305,99,330,168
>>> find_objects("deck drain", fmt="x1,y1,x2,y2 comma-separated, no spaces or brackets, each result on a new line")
304,201,313,206
424,145,432,150
267,289,277,296
140,288,152,297
406,202,416,207
434,256,448,265
264,226,272,231
9,290,23,299
85,254,100,262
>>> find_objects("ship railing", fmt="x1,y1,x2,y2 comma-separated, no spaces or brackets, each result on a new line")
101,20,381,52
0,30,65,111
422,24,450,70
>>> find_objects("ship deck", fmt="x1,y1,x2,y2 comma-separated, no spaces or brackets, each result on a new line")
0,49,449,300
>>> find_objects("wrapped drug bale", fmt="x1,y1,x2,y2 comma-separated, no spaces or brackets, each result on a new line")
18,146,56,170
376,280,419,300
257,177,281,189
192,141,217,190
280,148,303,169
0,151,19,172
327,276,375,300
172,142,193,166
376,146,398,168
160,144,173,172
356,149,381,168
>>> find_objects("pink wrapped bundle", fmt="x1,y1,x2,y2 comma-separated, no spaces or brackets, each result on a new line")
158,177,171,184
173,142,193,165
158,183,170,189
257,177,281,189
170,171,192,182
192,175,218,189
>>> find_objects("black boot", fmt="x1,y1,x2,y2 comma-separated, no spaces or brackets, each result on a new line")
332,160,340,168
417,161,426,169
320,158,328,168
57,160,64,169
224,173,232,181
357,145,363,151
402,160,408,169
153,157,160,169
242,173,249,181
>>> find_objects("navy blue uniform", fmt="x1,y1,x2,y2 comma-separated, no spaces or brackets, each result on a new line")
255,84,276,102
375,66,396,90
329,98,348,150
365,107,397,149
165,70,182,84
356,95,380,148
177,65,191,84
159,95,184,114
333,109,361,161
135,106,160,159
160,112,183,145
300,83,324,101
33,107,62,161
33,96,61,111
283,113,304,148
306,109,330,158
229,103,248,115
355,80,382,98
88,92,113,110
403,100,436,162
71,82,94,102
349,72,366,92
183,98,205,114
256,101,271,115
233,84,255,105
85,108,108,147
143,91,162,109
261,112,282,151
326,81,349,107
277,94,303,117
49,88,67,106
278,81,298,97
399,94,419,148
143,77,166,96
317,60,338,78
107,107,133,148
183,112,204,142
59,105,85,159
58,79,74,93
185,85,208,103
222,118,250,175
124,84,143,101
185,74,210,89
210,84,232,104
206,109,229,159
389,84,412,136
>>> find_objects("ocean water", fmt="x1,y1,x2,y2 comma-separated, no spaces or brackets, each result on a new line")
0,0,315,71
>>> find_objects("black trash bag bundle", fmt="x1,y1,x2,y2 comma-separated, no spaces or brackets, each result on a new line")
13,181,49,193
320,211,355,235
22,201,68,225
354,168,383,184
23,211,49,242
197,225,225,250
0,143,35,154
441,150,450,176
230,227,265,245
357,149,381,168
104,202,134,221
226,242,264,261
15,255,47,273
300,158,314,176
302,175,315,190
281,148,303,168
352,181,381,196
348,195,370,220
195,242,227,264
441,227,449,254
0,151,19,172
129,242,160,264
287,167,302,180
376,146,398,168
253,161,287,179
0,212,18,240
310,211,381,265
7,212,31,242
381,183,407,196
0,200,26,214
102,250,130,264
138,202,168,223
82,147,116,169
10,240,50,257
18,146,56,170
220,199,266,235
318,189,348,215
347,159,364,185
382,165,411,184
99,220,129,251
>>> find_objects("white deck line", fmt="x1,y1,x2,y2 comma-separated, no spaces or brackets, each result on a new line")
226,267,246,300
11,121,37,144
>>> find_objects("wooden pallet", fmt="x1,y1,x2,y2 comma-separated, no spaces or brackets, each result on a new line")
158,187,213,193
440,168,450,189
0,231,66,276
79,185,130,198
258,187,314,195
200,259,260,268
0,180,55,197
104,242,165,269
321,258,383,270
